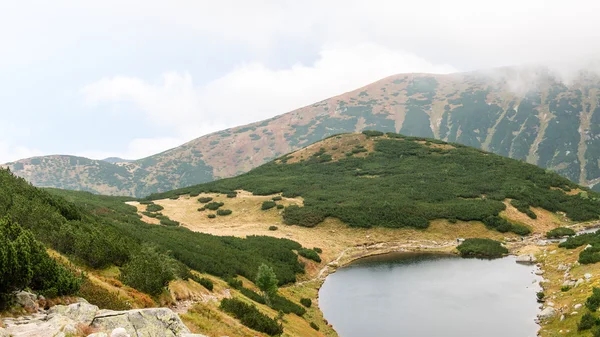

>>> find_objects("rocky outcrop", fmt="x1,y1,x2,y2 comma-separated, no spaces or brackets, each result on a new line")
537,307,557,321
1,299,207,337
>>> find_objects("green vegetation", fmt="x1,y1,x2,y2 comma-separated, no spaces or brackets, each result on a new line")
362,130,384,137
298,248,321,263
217,209,233,216
276,204,284,209
510,199,537,219
456,238,508,258
190,274,214,291
227,192,237,198
269,226,278,231
313,247,322,253
146,203,164,212
261,201,276,210
560,233,600,264
300,298,312,308
256,264,279,306
148,134,600,234
310,322,320,331
208,214,216,219
159,218,180,226
578,313,598,331
206,202,224,210
587,288,600,311
198,197,213,203
0,217,82,306
547,227,576,238
219,298,283,336
121,245,178,296
272,196,282,201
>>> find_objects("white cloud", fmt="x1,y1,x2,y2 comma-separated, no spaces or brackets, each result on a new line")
0,141,42,164
81,43,456,142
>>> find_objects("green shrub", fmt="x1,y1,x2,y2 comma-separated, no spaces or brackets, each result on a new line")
579,312,599,331
313,247,322,253
146,204,164,212
269,226,278,231
510,199,537,219
283,206,325,227
220,298,283,335
206,202,224,210
217,209,233,216
362,130,384,137
208,214,216,219
298,248,321,263
189,192,200,197
169,196,179,200
160,218,180,227
456,238,508,258
270,293,305,316
121,246,176,296
226,277,243,289
536,291,545,302
547,227,576,238
300,298,312,308
561,286,571,292
198,197,213,203
139,200,154,205
310,322,320,330
227,192,237,198
261,201,276,210
272,196,282,201
587,288,600,311
197,207,205,212
190,275,214,291
276,204,284,209
142,211,158,218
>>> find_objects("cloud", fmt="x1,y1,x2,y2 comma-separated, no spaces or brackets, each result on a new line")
81,43,456,142
0,141,42,164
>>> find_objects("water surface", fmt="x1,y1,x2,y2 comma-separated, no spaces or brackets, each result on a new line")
319,253,541,337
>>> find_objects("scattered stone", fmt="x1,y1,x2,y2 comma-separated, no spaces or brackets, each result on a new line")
562,280,576,288
88,333,109,337
574,304,583,309
111,328,130,337
516,254,537,264
560,314,565,321
538,307,557,320
535,269,545,275
550,250,557,255
575,278,585,287
557,264,568,271
537,240,548,246
93,308,192,337
585,273,592,280
585,244,593,250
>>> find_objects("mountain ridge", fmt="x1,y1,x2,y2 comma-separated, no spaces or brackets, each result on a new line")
4,67,600,196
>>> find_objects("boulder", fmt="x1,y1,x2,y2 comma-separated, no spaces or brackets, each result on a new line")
93,308,191,337
49,301,99,325
111,327,130,337
15,291,38,311
562,280,576,288
574,304,583,309
557,264,569,271
585,273,593,280
516,254,536,264
538,307,557,320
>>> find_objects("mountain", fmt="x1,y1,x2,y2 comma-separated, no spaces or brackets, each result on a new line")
4,67,600,196
148,131,600,233
101,157,133,164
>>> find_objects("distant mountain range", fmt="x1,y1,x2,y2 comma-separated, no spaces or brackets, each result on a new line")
4,67,600,196
101,157,133,164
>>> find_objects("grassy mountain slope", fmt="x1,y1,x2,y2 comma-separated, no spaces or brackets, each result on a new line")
5,67,600,196
148,132,600,233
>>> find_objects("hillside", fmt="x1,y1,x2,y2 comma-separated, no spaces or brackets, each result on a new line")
148,132,600,233
4,67,600,196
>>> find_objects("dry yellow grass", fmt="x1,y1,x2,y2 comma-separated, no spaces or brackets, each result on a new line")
500,199,566,234
281,133,374,164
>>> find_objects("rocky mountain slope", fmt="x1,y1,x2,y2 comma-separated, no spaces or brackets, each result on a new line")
4,67,600,196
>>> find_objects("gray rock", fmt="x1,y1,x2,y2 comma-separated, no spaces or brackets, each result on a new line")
574,304,583,309
562,280,576,288
15,291,38,310
93,308,191,337
557,264,569,271
0,328,9,337
585,273,593,280
49,301,99,325
88,333,109,337
538,307,557,320
585,244,593,250
516,254,537,264
575,278,585,287
111,327,131,337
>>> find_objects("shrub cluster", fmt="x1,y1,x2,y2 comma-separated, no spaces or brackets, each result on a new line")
456,238,508,258
208,214,216,219
261,201,277,210
547,227,576,239
146,204,164,212
217,209,233,216
198,197,213,203
510,199,537,219
587,288,600,311
276,204,284,209
362,130,384,137
272,196,282,201
206,202,224,210
190,274,214,291
300,298,312,308
219,298,283,336
298,248,321,263
269,226,278,231
579,313,599,331
226,192,237,198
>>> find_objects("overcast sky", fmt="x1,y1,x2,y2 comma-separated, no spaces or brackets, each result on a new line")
1,0,599,163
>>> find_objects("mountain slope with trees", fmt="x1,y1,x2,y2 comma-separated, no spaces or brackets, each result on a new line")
148,132,600,233
5,67,600,196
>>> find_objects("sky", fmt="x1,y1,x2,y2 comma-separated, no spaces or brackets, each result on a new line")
1,0,600,163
